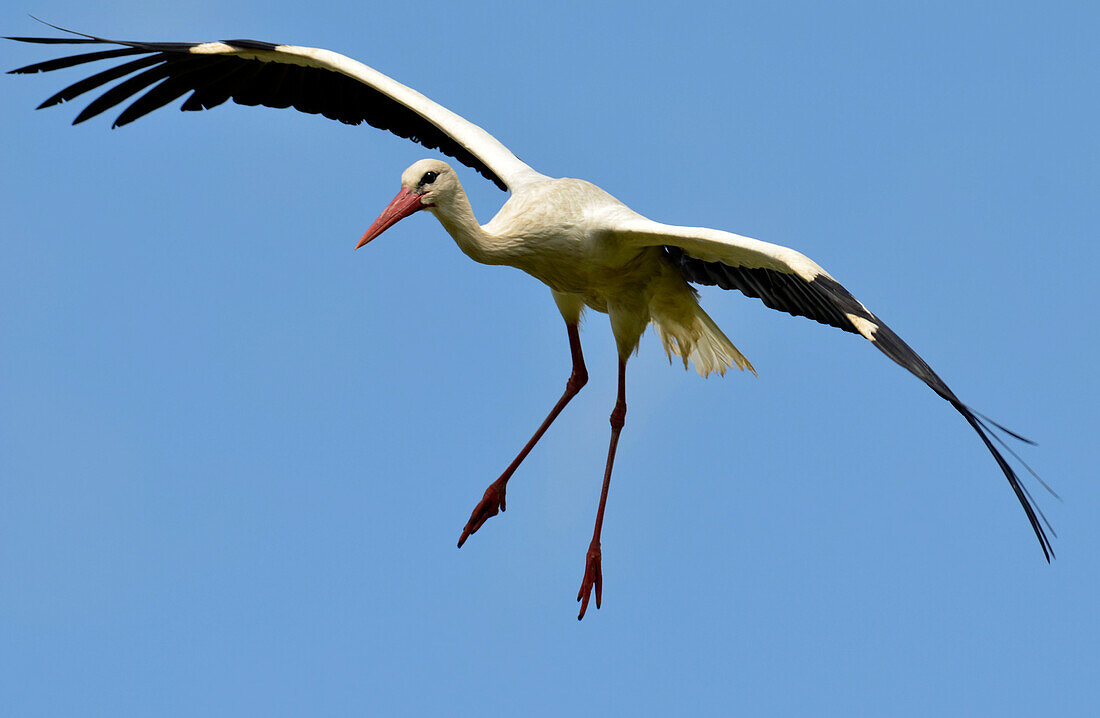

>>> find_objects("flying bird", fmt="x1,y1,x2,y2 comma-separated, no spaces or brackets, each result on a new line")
8,23,1055,619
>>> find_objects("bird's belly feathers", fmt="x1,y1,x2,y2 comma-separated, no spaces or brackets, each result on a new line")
512,239,664,313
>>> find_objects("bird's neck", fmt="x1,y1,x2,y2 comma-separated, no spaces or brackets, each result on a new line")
429,188,519,266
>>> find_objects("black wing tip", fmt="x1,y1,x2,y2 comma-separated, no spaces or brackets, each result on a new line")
958,405,1056,562
8,16,100,42
970,408,1038,446
5,36,96,43
825,285,1058,560
5,36,100,45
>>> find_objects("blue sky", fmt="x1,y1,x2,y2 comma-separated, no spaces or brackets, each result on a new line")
2,2,1098,715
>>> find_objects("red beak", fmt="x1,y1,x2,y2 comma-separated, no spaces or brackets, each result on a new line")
356,187,426,249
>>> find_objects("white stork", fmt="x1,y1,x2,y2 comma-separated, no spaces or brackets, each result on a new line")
8,23,1054,619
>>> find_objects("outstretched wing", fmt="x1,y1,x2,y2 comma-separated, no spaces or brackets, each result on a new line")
7,24,545,192
613,215,1055,561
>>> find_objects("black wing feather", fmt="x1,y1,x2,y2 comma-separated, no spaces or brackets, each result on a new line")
114,58,233,127
9,47,146,75
8,33,508,190
72,60,178,125
5,35,101,44
664,245,1054,561
180,59,265,112
33,54,163,109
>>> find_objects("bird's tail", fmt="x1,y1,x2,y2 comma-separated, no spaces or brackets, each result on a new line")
653,303,756,378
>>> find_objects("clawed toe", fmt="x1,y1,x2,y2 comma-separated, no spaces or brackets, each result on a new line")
457,480,507,548
576,543,602,620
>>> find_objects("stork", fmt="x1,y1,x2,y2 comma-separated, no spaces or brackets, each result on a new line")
8,23,1055,619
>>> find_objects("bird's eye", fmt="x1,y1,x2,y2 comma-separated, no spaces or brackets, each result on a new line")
421,171,438,186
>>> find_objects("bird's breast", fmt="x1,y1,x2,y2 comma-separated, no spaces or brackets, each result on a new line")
482,178,663,310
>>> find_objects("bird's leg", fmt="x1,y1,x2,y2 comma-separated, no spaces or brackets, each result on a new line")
577,357,627,620
458,323,588,547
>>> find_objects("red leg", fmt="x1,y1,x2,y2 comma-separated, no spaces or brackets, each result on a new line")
458,323,588,548
577,357,627,620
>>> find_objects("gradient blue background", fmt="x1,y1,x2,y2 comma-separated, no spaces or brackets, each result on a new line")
3,2,1098,715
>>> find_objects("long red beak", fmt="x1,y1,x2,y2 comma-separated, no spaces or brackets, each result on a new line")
356,187,425,249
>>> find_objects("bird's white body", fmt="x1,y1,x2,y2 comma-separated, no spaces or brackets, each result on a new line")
9,24,1053,617
416,161,752,376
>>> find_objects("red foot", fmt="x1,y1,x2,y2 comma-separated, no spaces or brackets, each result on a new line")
576,543,603,620
457,479,507,548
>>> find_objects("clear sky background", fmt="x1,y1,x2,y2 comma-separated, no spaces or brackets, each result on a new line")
2,2,1098,715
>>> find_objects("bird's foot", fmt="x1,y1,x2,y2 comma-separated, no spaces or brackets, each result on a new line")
576,542,602,620
457,479,507,548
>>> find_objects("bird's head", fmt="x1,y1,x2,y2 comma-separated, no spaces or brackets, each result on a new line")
356,159,456,249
